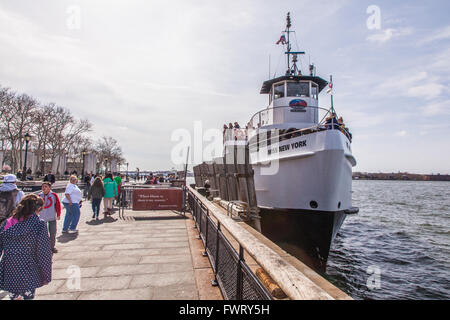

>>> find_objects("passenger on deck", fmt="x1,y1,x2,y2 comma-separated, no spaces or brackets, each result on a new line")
325,113,339,130
223,124,229,143
204,180,211,198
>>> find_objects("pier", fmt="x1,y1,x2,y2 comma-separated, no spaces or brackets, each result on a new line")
0,181,351,300
12,202,221,300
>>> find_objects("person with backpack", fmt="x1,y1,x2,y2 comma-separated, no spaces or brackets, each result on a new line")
0,174,25,224
38,182,61,254
0,194,52,300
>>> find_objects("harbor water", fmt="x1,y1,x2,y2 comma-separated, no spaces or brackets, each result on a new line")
326,180,450,300
190,177,449,299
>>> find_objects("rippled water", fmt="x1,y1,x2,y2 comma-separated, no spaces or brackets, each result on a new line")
326,180,450,300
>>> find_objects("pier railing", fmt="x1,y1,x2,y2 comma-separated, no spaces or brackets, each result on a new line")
188,189,272,300
187,186,338,300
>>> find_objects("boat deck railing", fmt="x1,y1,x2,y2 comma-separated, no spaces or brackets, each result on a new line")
223,106,352,147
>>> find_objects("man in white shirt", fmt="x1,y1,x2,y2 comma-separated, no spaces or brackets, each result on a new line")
61,175,83,233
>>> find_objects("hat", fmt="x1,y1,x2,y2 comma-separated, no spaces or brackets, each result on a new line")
4,174,17,183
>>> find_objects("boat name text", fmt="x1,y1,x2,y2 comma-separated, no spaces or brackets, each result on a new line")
268,140,307,155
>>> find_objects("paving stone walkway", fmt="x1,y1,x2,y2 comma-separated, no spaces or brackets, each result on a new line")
1,199,221,300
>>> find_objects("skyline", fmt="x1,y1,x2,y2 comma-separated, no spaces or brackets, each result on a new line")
1,1,449,174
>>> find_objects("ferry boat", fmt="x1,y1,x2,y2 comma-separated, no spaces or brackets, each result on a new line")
224,13,358,271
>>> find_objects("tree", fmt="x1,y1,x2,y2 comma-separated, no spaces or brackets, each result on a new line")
0,90,38,172
95,136,125,172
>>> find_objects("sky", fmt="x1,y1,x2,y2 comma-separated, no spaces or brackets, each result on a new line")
0,0,449,174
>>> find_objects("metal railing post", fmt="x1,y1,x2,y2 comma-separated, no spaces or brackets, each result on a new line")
211,222,220,287
197,201,202,239
202,209,209,257
236,245,244,300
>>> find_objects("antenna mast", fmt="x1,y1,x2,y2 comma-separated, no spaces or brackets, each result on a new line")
286,12,292,72
284,12,304,76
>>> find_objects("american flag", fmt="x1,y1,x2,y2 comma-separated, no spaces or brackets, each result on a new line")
326,82,333,94
276,35,286,45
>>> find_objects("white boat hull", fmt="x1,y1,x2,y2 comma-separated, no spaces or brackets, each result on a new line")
250,129,355,212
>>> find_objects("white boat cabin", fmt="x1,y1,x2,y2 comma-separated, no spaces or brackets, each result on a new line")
250,75,328,131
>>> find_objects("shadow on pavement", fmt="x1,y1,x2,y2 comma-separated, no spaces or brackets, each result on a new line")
56,232,79,243
85,216,117,225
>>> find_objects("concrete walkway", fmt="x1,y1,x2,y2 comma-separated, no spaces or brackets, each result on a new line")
2,200,222,300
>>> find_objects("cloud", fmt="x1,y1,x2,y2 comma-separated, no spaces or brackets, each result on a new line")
419,25,450,44
366,27,413,43
395,130,407,137
407,82,446,100
372,71,447,101
421,100,450,116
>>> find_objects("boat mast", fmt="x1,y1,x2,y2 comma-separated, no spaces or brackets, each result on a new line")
286,12,292,72
284,12,304,76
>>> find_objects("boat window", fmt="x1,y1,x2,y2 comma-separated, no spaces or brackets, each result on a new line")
311,84,318,100
274,83,285,99
287,82,309,97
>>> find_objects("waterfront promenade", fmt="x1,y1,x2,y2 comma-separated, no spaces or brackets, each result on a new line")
1,201,222,300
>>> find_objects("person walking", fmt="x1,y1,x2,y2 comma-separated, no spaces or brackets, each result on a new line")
102,173,117,218
87,177,105,220
0,194,52,300
0,174,25,224
61,175,83,233
38,182,62,253
83,173,91,198
113,174,122,205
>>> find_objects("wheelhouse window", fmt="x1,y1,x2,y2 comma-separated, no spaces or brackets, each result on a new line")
287,82,309,97
274,83,285,99
311,83,318,100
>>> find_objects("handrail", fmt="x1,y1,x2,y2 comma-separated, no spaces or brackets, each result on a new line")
248,105,333,129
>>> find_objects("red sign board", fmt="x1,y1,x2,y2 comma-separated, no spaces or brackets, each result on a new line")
132,188,183,211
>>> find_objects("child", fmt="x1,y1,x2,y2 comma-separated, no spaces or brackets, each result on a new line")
0,194,52,300
38,182,62,253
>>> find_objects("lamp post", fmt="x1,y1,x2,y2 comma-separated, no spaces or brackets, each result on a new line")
118,162,121,175
81,150,86,178
22,133,31,181
104,157,108,175
126,162,129,181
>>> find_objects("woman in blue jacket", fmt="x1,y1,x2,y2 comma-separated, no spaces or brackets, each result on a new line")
0,194,52,300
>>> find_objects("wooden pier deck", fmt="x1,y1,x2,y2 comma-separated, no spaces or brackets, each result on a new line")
1,204,221,300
